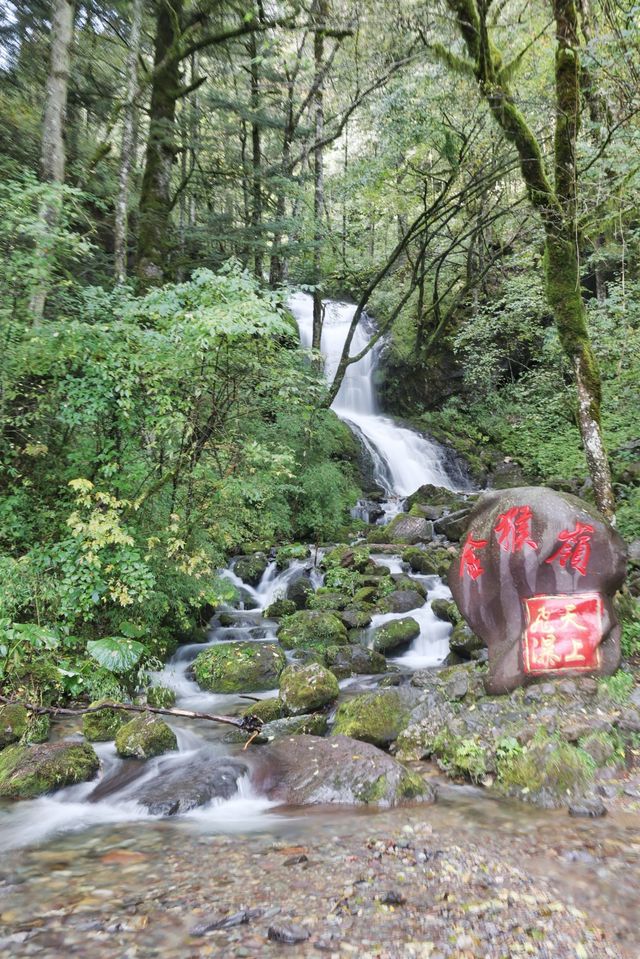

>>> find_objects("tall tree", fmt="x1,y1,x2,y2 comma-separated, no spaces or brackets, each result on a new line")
114,0,143,284
444,0,616,520
29,0,74,321
311,0,328,349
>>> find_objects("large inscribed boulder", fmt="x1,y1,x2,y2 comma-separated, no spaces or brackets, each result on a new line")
449,487,627,694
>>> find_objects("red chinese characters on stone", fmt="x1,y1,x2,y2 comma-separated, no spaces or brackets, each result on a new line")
546,522,594,576
523,592,603,673
460,534,488,581
494,505,538,553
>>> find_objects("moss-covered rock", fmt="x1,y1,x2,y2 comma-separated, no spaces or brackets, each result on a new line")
0,703,28,748
82,700,129,742
322,545,370,572
261,714,328,740
308,588,351,612
275,544,309,569
497,731,596,807
353,586,377,604
392,574,427,597
285,576,314,610
406,484,466,510
376,589,425,614
278,611,348,651
147,686,176,709
0,741,100,799
372,617,420,653
332,690,413,747
338,608,374,630
449,622,485,659
431,599,460,625
115,713,177,760
20,713,51,745
264,598,297,619
369,515,432,545
279,663,339,715
402,546,453,576
242,697,286,722
234,552,269,586
193,642,286,692
325,644,387,679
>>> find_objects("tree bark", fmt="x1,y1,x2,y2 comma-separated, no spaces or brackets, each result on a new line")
248,28,263,280
445,0,615,521
114,0,143,284
311,0,328,350
136,0,182,287
29,0,74,322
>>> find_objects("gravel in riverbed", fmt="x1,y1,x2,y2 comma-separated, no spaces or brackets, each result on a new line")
0,819,624,959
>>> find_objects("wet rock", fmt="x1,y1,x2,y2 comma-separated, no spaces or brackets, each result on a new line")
285,576,314,610
191,908,262,935
331,690,416,747
391,574,427,597
279,663,339,715
325,644,386,679
322,544,370,573
371,514,433,545
267,924,309,944
261,714,328,740
405,484,463,510
402,545,453,577
430,599,459,625
338,608,373,630
0,741,100,799
449,487,627,695
130,753,249,815
275,544,309,569
309,588,350,611
264,598,297,619
376,589,425,615
243,698,286,722
277,611,348,651
449,622,485,660
0,704,28,748
255,734,433,807
114,713,177,760
82,700,129,742
193,641,286,692
234,552,269,587
372,617,420,654
568,797,607,818
146,686,176,709
434,508,472,542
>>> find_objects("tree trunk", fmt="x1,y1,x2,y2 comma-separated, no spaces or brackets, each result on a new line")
114,0,143,284
248,29,263,280
29,0,74,322
311,0,328,350
136,0,182,288
446,0,615,521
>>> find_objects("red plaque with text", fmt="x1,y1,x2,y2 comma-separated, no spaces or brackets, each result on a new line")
523,592,603,674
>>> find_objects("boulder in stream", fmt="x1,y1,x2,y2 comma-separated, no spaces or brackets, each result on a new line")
0,740,100,799
127,752,249,815
277,611,348,651
372,616,420,654
234,552,269,586
325,644,386,679
376,589,425,615
193,641,286,692
279,663,339,714
0,703,28,748
369,514,432,545
254,734,433,807
82,699,128,742
331,690,417,748
115,713,177,760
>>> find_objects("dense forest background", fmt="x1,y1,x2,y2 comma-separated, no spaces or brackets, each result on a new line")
1,0,638,704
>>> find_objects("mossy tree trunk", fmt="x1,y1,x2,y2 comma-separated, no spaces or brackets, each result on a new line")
445,0,615,520
114,0,143,284
311,0,328,350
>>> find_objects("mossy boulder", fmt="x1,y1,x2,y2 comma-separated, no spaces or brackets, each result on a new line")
403,546,453,577
264,598,297,619
392,574,427,597
234,552,269,586
434,508,472,542
261,714,328,740
275,544,309,568
431,599,459,625
497,731,596,808
242,697,286,723
332,690,414,747
0,703,28,748
449,622,485,659
20,713,51,745
82,700,129,742
309,588,351,612
0,741,100,800
369,515,432,545
193,642,286,692
376,589,425,614
322,544,370,572
405,484,464,510
338,608,373,630
146,686,176,709
285,576,315,610
279,663,339,715
325,644,387,679
372,617,420,654
278,611,348,651
353,586,377,604
115,713,177,760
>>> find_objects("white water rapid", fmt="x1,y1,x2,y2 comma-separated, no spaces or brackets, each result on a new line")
288,292,459,503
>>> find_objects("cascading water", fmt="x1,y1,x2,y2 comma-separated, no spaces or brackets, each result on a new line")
288,293,460,506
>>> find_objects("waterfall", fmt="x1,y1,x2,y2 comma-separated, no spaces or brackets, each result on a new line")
288,293,458,500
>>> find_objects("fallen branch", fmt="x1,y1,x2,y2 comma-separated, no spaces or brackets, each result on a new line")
0,695,263,734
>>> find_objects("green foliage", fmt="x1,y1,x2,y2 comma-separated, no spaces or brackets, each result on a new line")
86,636,146,673
598,670,634,705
